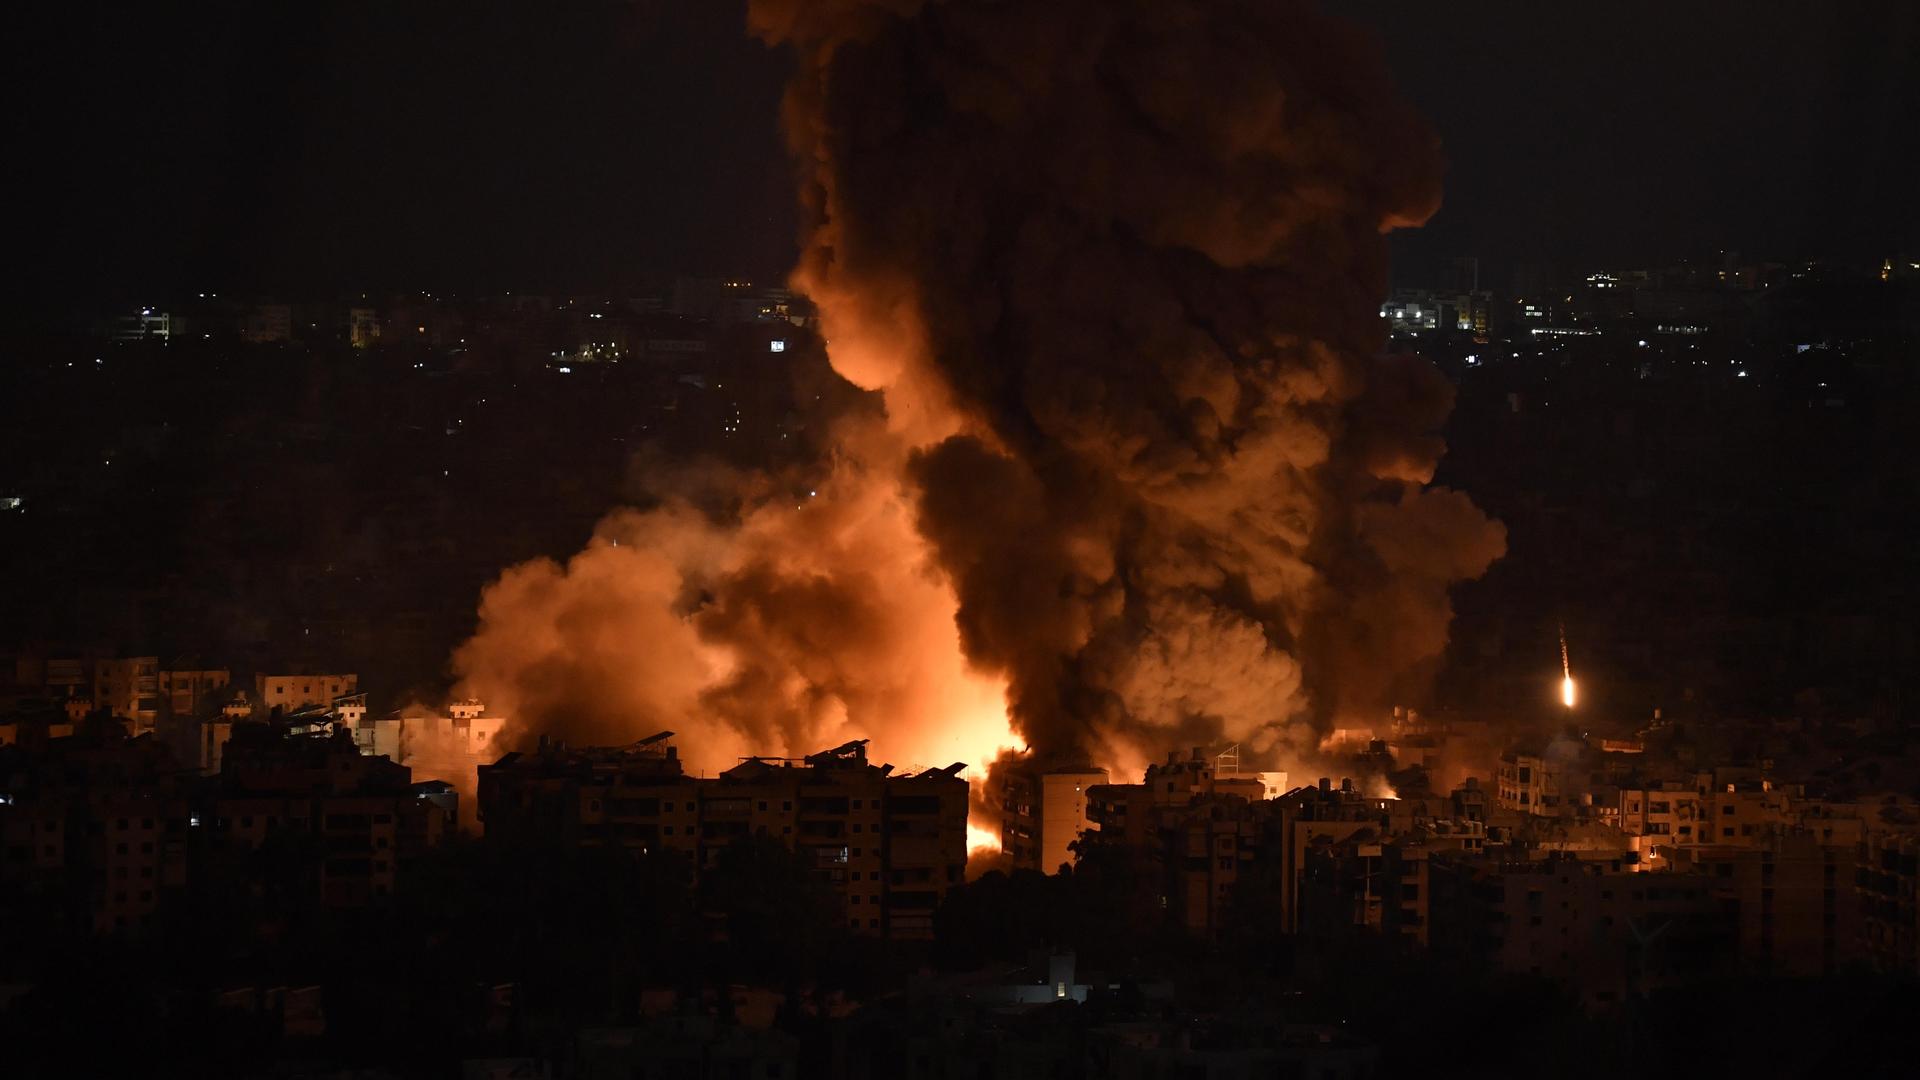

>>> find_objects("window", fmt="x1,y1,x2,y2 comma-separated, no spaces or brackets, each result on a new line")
758,801,768,811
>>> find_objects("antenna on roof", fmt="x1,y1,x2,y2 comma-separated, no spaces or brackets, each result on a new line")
1216,743,1240,776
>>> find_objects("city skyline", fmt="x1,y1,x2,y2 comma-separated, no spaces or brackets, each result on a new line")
3,1,1916,1075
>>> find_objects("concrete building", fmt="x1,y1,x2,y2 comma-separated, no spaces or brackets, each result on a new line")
1039,769,1107,875
93,656,162,734
478,736,969,939
1858,832,1919,976
0,725,191,934
991,762,1109,874
345,698,505,777
1699,778,1796,847
214,723,449,907
1615,780,1706,852
254,672,358,712
1671,831,1861,976
1081,750,1285,933
160,663,230,717
1427,853,1733,1007
1496,750,1565,816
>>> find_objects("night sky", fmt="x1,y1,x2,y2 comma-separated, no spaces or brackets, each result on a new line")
15,0,1916,306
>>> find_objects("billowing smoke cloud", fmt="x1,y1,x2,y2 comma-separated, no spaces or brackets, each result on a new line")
453,412,1014,778
747,0,1504,774
454,0,1501,793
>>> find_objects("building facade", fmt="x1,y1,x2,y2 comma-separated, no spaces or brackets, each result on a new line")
478,737,968,940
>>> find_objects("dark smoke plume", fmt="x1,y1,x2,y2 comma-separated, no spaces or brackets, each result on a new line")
748,0,1504,775
455,0,1501,803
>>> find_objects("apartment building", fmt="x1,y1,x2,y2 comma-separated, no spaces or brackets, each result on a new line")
477,736,969,939
254,672,359,712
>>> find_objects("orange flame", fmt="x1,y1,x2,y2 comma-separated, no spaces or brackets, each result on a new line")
1559,623,1576,708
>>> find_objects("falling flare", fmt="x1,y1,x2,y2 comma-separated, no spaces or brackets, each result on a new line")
1559,624,1576,709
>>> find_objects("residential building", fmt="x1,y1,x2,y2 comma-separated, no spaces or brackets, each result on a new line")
160,663,230,717
254,672,358,712
213,723,448,907
1427,853,1733,1008
93,656,162,734
478,736,969,939
991,762,1109,874
1858,832,1919,976
1672,831,1861,976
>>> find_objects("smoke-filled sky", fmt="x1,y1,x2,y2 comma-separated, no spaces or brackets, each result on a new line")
14,0,1915,308
451,0,1505,784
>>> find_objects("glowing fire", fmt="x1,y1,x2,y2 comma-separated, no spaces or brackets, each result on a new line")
1559,623,1576,708
961,746,1015,853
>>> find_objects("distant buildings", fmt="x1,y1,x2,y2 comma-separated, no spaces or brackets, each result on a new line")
106,308,170,342
477,736,968,940
1381,287,1493,338
1053,715,1920,994
0,718,451,934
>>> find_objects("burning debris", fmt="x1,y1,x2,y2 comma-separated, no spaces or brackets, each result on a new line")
453,0,1501,819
